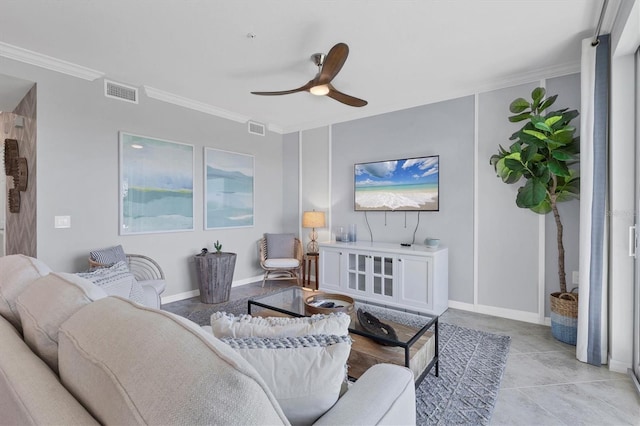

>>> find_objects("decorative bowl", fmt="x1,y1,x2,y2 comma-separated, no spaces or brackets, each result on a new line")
304,293,355,316
425,238,440,248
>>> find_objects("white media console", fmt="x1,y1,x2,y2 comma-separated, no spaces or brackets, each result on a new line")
318,241,448,315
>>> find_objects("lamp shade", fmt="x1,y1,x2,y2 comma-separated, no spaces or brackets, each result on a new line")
302,211,326,228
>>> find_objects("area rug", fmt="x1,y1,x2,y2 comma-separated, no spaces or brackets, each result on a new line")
185,294,511,426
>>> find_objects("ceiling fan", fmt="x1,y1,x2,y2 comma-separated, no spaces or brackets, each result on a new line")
251,42,368,107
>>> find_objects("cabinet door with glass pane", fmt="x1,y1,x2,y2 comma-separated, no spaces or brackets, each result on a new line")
346,252,368,296
370,254,395,302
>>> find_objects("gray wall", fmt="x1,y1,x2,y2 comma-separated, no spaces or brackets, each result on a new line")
1,59,286,298
294,74,581,321
478,82,541,314
282,132,299,235
300,127,331,248
331,96,475,304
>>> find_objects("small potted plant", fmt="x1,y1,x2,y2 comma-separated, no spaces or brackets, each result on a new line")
214,240,222,253
490,87,580,344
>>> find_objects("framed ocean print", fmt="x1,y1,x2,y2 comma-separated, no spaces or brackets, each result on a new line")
204,147,254,229
119,132,194,235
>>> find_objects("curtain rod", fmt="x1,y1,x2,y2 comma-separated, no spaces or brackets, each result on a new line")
592,0,609,46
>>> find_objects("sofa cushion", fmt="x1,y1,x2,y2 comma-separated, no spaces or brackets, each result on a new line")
0,254,52,331
221,334,351,425
265,233,295,258
211,312,350,338
0,315,99,425
89,244,127,267
16,273,107,373
58,297,288,425
77,261,145,305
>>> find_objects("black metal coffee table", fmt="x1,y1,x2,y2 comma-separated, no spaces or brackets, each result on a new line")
248,287,439,385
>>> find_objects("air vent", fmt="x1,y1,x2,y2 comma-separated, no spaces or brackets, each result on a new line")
104,80,138,104
247,121,266,136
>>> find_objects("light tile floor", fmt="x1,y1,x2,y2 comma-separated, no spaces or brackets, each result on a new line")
441,309,640,425
163,281,640,425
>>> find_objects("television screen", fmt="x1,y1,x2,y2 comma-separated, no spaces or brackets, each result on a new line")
354,155,439,211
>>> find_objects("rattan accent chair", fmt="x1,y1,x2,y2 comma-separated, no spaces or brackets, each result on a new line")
258,237,303,287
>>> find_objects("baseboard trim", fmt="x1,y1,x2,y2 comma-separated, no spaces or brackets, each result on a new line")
162,290,199,304
608,355,632,374
161,275,264,304
448,300,544,325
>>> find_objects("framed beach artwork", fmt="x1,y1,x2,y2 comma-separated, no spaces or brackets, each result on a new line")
119,132,194,235
204,147,254,229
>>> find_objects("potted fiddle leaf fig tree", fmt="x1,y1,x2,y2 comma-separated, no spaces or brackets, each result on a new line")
490,87,580,345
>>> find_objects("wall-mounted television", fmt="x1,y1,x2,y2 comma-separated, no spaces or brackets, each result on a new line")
354,155,439,211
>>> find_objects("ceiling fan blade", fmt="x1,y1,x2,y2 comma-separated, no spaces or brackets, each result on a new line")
318,43,349,84
251,80,314,96
327,85,368,107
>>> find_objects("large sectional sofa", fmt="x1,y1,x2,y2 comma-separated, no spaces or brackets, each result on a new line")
0,254,416,425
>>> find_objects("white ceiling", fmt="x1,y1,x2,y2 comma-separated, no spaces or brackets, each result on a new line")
0,1,615,133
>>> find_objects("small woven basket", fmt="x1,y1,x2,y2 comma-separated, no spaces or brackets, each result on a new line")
550,290,578,345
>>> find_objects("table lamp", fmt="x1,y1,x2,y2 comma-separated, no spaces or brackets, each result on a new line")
302,210,326,254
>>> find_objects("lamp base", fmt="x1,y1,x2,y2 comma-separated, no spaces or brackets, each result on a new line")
307,240,319,254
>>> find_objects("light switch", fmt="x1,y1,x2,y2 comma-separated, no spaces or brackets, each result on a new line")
572,271,579,285
54,216,71,228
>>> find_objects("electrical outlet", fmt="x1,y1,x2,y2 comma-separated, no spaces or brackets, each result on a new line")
572,271,579,284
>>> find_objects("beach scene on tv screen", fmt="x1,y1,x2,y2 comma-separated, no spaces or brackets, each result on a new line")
355,156,439,211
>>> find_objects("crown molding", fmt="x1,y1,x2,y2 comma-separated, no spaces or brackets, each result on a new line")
143,86,247,123
0,42,104,81
267,123,284,134
474,60,581,94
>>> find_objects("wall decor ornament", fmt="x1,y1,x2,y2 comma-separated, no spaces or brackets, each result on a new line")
4,138,28,213
4,139,18,175
8,188,20,213
119,132,195,235
12,157,28,191
204,147,254,229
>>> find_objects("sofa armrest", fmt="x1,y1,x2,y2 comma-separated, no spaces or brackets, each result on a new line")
313,363,416,426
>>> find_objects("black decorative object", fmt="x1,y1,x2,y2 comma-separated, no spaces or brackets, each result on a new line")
357,308,398,345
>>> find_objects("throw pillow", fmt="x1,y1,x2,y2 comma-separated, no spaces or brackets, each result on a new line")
265,233,295,258
211,312,350,338
16,273,107,373
221,334,351,425
0,254,52,332
89,245,127,267
77,261,145,305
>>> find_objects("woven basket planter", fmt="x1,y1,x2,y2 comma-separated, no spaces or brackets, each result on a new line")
550,291,578,345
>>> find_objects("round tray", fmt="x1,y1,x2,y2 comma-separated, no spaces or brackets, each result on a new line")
304,293,355,316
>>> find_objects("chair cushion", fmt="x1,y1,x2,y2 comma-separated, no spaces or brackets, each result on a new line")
89,245,127,267
221,334,351,425
264,258,299,268
15,273,107,373
77,261,145,305
265,233,295,258
58,297,288,425
211,312,350,338
0,254,52,331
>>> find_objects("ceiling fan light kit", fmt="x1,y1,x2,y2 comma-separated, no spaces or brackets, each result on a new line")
251,42,368,107
310,84,330,96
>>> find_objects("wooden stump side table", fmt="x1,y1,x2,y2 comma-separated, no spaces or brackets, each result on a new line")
193,252,237,303
303,253,319,290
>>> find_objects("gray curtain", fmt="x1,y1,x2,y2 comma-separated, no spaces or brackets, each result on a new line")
577,34,610,365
